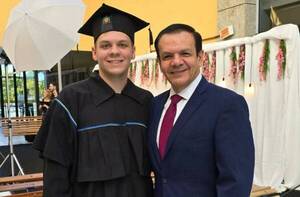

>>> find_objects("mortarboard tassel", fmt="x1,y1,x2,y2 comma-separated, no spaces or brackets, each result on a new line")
148,27,154,52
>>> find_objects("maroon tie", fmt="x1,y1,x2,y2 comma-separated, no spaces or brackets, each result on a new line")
159,94,182,158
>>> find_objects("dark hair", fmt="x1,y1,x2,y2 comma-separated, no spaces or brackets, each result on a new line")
154,23,202,59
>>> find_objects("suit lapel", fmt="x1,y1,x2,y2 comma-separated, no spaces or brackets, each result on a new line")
150,91,170,165
164,78,210,158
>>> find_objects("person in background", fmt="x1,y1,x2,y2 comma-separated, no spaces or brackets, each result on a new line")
25,83,58,142
148,23,255,197
33,4,153,197
39,83,58,115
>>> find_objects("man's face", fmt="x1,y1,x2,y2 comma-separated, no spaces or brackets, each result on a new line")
158,31,202,93
92,31,135,79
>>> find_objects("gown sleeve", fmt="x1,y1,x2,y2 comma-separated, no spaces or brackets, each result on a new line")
33,98,77,167
33,95,78,196
43,158,73,197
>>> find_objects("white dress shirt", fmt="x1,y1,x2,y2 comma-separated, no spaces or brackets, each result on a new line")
156,74,202,146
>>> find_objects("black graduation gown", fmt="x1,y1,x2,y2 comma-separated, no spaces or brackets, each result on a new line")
33,73,153,197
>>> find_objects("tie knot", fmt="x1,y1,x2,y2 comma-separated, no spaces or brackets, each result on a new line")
170,94,182,105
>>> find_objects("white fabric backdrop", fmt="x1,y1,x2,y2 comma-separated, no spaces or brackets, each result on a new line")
132,24,300,189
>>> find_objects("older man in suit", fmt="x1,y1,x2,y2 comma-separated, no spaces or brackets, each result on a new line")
148,24,255,197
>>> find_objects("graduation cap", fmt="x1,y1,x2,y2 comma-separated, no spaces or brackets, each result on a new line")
78,3,150,44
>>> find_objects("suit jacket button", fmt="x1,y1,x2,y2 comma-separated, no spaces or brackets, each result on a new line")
162,178,167,184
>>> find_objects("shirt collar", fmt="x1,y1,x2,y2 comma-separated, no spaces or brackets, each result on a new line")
169,74,202,100
88,73,145,106
121,79,146,104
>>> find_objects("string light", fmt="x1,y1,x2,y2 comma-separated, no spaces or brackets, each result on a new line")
218,76,226,88
245,82,255,96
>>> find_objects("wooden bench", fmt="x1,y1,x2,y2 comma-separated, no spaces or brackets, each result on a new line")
0,173,43,197
1,116,42,137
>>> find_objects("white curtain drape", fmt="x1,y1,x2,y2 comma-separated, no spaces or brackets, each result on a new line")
131,54,170,96
131,24,300,189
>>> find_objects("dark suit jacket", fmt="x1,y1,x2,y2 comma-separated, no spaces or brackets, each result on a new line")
148,77,254,197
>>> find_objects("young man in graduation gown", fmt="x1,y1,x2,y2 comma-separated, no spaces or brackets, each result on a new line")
33,4,153,197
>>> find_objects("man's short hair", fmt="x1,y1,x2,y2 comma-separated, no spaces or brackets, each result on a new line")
154,23,202,59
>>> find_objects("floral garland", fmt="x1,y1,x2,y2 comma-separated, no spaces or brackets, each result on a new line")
148,61,153,86
229,46,238,84
237,44,245,80
202,52,210,81
141,60,150,86
209,51,216,83
258,39,270,81
276,39,286,80
128,62,137,82
154,59,160,86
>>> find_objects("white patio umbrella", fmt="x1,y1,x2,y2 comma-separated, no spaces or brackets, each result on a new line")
2,0,85,72
0,0,85,176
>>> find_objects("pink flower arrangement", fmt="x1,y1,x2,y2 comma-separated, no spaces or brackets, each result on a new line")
237,44,245,80
128,62,137,82
202,52,210,81
229,47,238,84
141,60,150,85
276,39,286,80
147,60,160,87
258,39,270,81
209,51,216,82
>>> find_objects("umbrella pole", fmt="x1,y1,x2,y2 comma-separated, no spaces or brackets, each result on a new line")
0,63,24,176
58,60,62,92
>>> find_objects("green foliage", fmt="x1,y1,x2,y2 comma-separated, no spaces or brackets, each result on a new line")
264,39,270,73
280,40,286,78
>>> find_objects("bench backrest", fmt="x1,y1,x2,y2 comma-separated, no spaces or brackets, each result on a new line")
0,173,43,196
1,116,42,136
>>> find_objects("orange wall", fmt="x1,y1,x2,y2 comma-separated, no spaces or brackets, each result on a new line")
0,0,21,43
0,0,217,55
